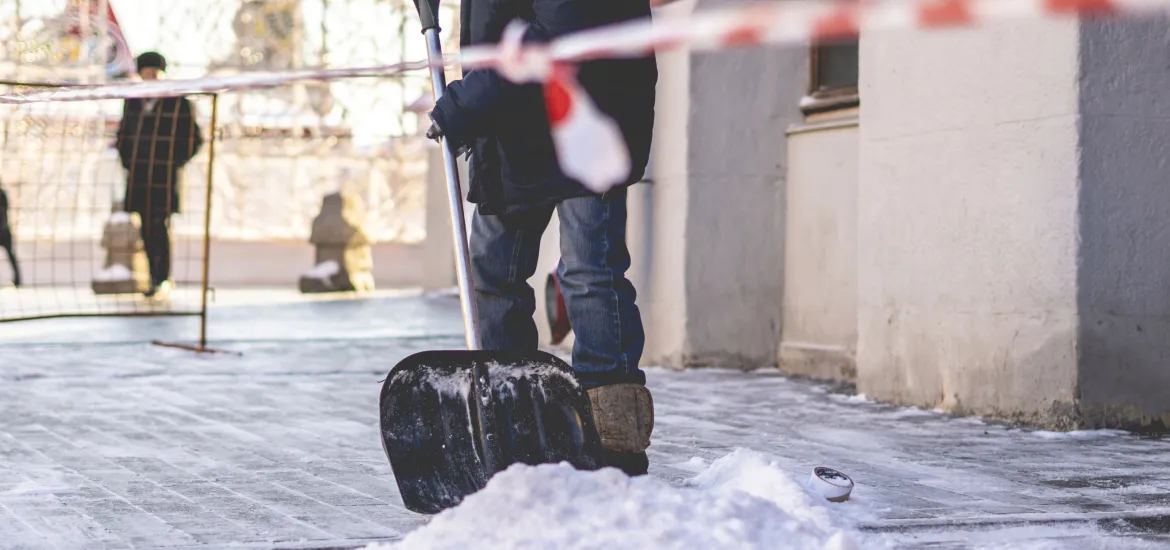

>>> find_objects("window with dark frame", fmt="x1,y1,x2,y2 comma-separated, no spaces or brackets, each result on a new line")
804,39,859,115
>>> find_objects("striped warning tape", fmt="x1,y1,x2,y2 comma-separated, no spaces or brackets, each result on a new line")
462,0,1167,79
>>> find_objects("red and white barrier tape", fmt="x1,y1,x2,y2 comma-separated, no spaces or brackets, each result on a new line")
1,0,1166,190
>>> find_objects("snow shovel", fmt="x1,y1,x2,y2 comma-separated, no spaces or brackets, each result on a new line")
378,0,605,515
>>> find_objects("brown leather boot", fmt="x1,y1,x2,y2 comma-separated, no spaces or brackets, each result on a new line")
587,383,654,476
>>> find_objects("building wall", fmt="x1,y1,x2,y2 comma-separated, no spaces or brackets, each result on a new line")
407,10,1170,432
6,239,430,290
856,21,1083,425
780,113,859,381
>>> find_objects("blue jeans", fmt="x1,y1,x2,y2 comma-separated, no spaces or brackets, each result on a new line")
470,188,646,390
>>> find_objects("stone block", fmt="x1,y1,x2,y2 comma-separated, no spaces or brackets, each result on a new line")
93,205,150,295
299,191,375,294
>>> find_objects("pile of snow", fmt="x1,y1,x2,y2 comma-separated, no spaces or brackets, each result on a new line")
93,264,133,282
369,449,867,550
304,260,340,281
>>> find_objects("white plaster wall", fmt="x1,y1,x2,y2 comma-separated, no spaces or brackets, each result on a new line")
780,116,858,381
857,21,1083,424
1075,16,1170,429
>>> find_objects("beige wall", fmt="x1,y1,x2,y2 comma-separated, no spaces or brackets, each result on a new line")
857,21,1083,425
854,18,1170,431
780,113,859,381
424,15,1170,432
439,14,1170,433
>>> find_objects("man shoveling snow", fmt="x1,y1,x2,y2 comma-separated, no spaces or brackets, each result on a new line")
424,0,659,475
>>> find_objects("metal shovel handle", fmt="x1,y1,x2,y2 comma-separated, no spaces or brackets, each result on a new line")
414,0,482,351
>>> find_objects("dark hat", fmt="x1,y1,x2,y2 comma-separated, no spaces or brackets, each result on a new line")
136,51,167,73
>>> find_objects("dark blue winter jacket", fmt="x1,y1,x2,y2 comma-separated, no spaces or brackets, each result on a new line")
429,0,657,215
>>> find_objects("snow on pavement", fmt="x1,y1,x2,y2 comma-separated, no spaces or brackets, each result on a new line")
1027,430,1130,441
4,294,1170,549
367,450,873,550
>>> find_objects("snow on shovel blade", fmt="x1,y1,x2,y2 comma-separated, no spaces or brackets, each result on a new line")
379,350,605,514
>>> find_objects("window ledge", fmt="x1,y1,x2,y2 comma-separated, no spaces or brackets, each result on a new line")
787,113,859,136
799,89,859,117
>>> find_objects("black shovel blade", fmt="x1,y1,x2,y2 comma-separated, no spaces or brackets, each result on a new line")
379,350,605,514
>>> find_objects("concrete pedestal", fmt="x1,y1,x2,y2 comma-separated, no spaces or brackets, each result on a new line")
93,208,150,295
299,191,375,294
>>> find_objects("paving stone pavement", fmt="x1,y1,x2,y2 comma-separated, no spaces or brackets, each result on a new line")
2,291,1170,549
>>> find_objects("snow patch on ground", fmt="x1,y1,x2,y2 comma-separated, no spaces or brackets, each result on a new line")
304,260,340,281
93,264,133,282
908,522,1170,550
368,449,870,550
108,211,133,224
885,406,939,419
1,472,74,497
1028,429,1129,440
2,480,74,496
423,286,460,298
828,393,871,404
670,456,710,473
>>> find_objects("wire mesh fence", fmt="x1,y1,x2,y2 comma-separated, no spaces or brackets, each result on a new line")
0,0,459,328
0,86,215,320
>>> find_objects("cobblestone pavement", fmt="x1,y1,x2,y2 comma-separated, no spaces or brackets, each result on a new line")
2,291,1170,549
